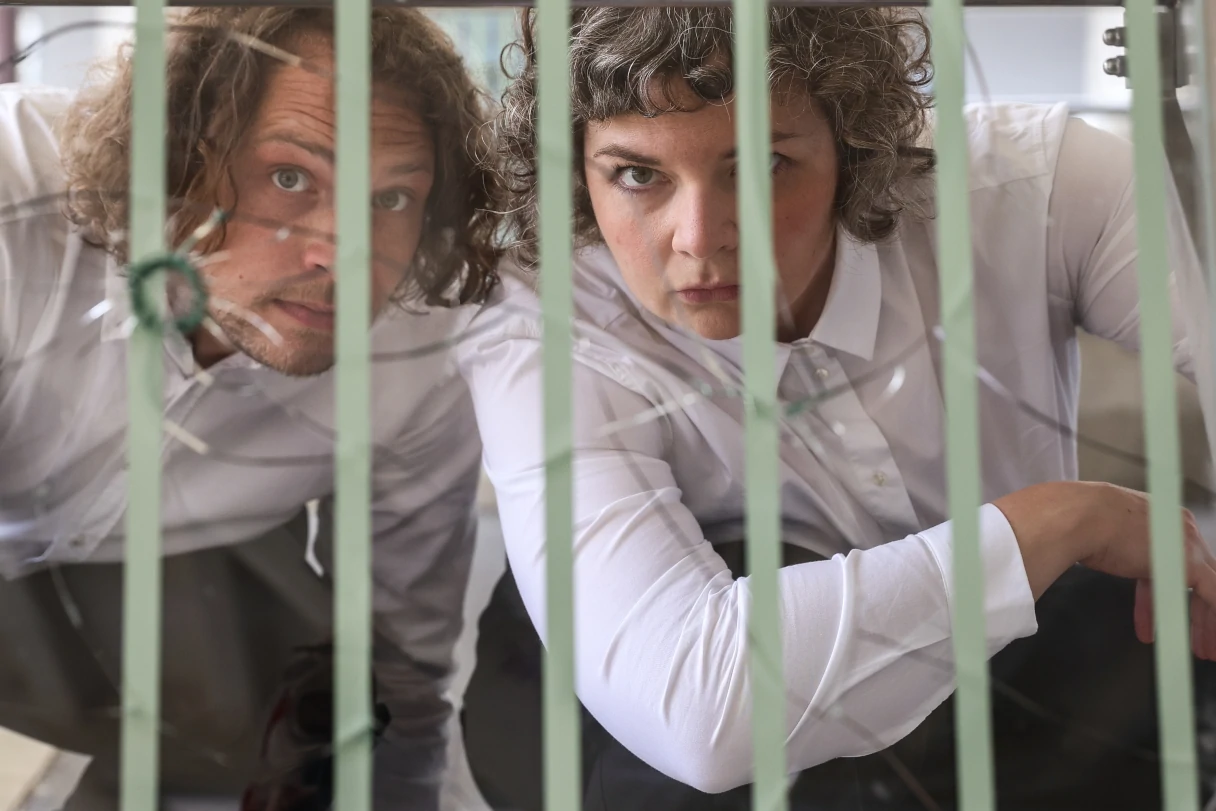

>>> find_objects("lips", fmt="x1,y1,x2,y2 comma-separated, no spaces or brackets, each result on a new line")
275,300,336,331
675,284,740,305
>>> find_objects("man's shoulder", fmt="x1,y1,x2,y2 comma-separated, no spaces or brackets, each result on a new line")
466,248,642,342
368,301,478,401
372,298,479,359
0,85,74,212
959,101,1072,191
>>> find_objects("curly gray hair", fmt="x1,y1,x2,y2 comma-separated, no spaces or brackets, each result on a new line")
494,6,936,267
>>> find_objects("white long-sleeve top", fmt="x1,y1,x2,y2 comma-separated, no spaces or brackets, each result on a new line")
0,85,483,807
456,103,1201,793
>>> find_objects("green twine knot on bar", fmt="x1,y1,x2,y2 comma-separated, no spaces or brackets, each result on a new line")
127,252,208,334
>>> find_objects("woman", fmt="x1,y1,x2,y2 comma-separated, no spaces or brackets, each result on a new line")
460,6,1216,809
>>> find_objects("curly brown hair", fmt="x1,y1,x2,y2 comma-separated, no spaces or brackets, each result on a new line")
59,6,500,305
495,6,935,267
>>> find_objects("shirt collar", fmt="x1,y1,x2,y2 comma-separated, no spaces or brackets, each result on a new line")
804,226,881,362
100,253,133,343
99,252,243,375
583,229,882,384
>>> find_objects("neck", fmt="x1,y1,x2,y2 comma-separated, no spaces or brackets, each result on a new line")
776,239,837,344
190,326,236,369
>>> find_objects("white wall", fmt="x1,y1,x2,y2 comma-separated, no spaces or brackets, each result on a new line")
14,5,1134,117
14,6,132,89
962,6,1130,112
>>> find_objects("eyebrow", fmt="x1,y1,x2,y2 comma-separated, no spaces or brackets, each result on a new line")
591,130,805,166
258,134,433,175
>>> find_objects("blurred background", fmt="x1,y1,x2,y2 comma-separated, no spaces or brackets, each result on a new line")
0,5,1210,811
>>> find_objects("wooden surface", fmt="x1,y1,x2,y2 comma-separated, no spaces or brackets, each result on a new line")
0,726,57,811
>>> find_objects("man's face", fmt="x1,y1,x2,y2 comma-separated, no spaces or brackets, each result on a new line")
195,37,435,376
583,84,838,342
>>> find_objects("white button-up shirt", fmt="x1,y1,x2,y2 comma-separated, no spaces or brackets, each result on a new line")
0,86,482,803
458,102,1202,792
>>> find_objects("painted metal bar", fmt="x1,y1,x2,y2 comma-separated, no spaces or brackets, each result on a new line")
1126,1,1200,808
1186,0,1216,538
121,2,165,811
536,0,579,806
334,1,374,811
732,1,787,809
930,0,995,806
0,8,16,84
3,0,1137,9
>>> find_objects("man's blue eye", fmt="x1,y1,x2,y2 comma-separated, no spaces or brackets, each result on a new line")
272,168,310,193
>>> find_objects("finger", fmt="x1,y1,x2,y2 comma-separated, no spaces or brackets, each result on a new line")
1135,578,1154,644
1184,536,1216,613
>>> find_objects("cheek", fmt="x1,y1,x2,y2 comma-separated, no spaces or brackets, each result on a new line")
588,182,659,264
590,197,670,301
371,211,426,291
209,223,271,283
585,178,622,240
773,180,836,278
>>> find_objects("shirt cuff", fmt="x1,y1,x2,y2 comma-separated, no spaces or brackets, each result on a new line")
918,503,1039,653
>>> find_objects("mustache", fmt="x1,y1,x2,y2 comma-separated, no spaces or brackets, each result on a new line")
200,265,337,305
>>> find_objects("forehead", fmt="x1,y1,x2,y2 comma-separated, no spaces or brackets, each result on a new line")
585,84,824,149
252,35,432,154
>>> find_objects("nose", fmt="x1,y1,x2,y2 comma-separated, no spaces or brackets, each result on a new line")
298,206,336,275
670,184,737,260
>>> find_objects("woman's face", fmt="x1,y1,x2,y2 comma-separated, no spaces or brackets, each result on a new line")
583,85,839,342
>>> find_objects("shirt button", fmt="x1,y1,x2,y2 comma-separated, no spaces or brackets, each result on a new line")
815,367,829,380
872,471,887,486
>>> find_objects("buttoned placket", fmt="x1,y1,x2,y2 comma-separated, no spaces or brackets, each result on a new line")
54,333,220,563
781,342,920,538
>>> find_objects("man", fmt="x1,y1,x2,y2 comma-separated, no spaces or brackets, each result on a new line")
461,6,1216,811
0,7,498,808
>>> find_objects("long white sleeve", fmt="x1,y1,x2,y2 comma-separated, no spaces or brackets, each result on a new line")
1047,115,1194,378
458,306,1038,793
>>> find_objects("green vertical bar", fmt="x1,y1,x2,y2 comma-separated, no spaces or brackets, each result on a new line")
930,0,995,809
1127,3,1200,809
335,1,373,811
122,0,165,810
536,0,578,809
1190,0,1216,507
734,2,785,809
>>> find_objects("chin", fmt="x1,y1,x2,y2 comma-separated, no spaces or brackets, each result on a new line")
237,336,336,378
688,320,742,342
217,316,336,377
257,343,336,377
268,354,336,378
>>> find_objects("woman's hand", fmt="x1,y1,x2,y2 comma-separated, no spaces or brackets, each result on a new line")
995,480,1216,661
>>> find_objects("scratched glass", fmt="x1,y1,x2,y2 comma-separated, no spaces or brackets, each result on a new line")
0,4,1215,811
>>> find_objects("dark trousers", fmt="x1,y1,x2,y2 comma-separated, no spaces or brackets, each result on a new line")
463,545,1216,811
0,523,432,811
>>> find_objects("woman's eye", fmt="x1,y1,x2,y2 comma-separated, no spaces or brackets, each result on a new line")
729,155,787,178
373,190,410,212
271,168,310,193
618,166,658,189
